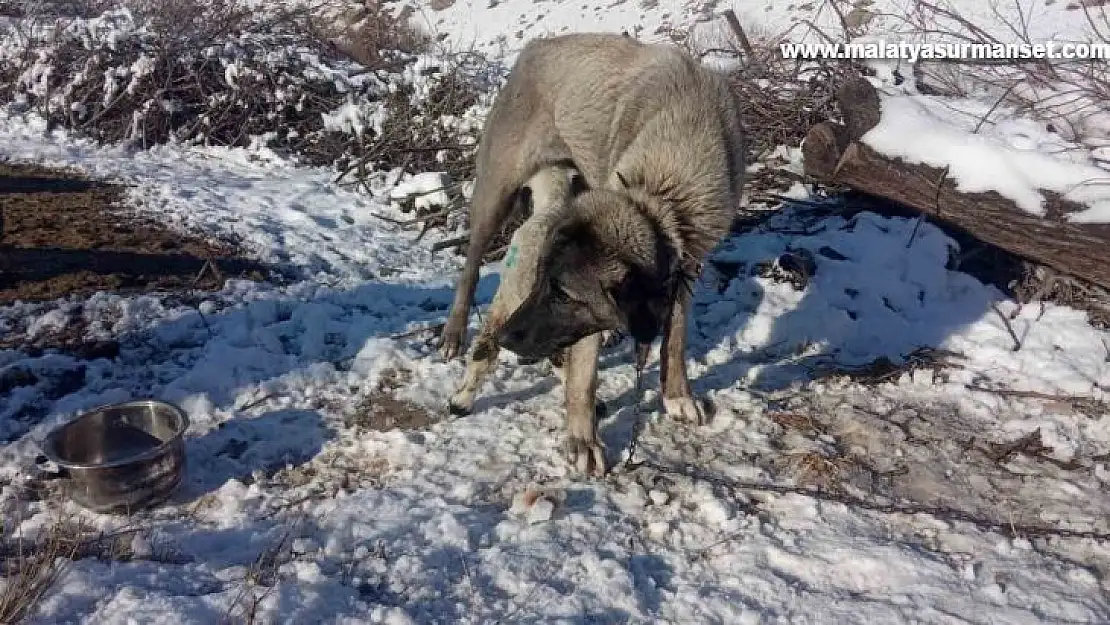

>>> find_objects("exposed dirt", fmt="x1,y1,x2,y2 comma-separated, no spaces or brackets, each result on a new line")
348,393,440,432
346,368,440,432
0,161,272,305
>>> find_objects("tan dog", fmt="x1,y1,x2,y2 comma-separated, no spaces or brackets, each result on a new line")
438,33,746,475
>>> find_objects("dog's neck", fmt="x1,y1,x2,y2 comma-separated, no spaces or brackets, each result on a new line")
619,185,696,272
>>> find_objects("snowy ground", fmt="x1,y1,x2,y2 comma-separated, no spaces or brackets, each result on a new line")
3,1,1110,624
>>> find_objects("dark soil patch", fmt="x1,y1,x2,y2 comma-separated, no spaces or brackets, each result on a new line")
348,392,439,432
0,161,272,304
346,368,440,432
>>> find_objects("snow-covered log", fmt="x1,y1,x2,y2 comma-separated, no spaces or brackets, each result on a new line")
803,77,1110,292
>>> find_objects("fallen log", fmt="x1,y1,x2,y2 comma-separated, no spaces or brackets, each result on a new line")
802,76,1110,292
824,141,1110,290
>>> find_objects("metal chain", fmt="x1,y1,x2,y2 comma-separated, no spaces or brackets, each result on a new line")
622,343,651,469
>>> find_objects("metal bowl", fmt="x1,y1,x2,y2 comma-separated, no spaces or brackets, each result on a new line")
40,399,189,513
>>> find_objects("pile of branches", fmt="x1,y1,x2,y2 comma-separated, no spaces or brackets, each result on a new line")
717,16,854,160
676,9,861,202
0,0,492,182
901,0,1110,146
727,57,847,159
333,51,497,191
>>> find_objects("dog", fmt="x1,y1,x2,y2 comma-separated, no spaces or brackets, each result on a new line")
438,33,746,475
448,162,586,417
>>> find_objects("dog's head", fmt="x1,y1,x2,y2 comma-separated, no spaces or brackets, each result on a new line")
497,187,684,359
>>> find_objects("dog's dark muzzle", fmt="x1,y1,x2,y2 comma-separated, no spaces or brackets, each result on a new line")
498,321,579,360
498,290,607,359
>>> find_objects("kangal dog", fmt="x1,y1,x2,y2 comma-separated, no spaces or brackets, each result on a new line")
438,33,747,476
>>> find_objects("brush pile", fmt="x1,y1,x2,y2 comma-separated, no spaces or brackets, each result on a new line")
0,0,495,190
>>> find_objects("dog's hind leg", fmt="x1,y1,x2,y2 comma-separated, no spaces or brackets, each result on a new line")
659,280,709,425
438,181,519,360
562,331,607,476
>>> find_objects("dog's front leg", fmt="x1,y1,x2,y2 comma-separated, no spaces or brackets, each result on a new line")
448,290,513,415
447,335,500,416
562,331,606,476
659,282,709,425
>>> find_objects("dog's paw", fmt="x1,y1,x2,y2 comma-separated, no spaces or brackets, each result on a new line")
438,339,463,361
600,329,624,348
437,324,466,360
448,389,475,416
663,395,710,426
563,436,608,477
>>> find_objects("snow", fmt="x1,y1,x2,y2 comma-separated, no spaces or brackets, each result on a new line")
2,0,1110,623
862,94,1110,223
388,171,453,214
4,124,1110,622
0,112,466,282
322,101,390,138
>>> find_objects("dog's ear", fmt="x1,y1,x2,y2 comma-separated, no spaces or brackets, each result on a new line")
632,220,679,287
620,266,664,342
545,217,592,255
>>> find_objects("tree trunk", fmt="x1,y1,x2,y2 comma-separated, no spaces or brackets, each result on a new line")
829,141,1110,290
802,75,1110,291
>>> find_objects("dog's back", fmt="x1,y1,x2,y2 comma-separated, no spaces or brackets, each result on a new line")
488,33,746,257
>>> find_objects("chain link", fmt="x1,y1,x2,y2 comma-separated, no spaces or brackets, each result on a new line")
621,340,657,469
